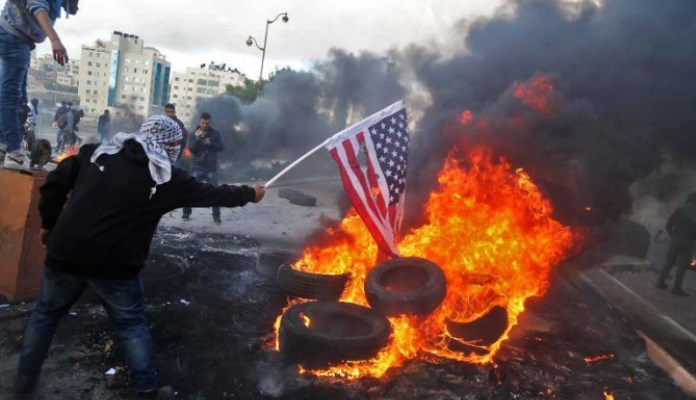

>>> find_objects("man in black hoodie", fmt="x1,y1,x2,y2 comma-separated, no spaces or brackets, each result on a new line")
656,192,696,297
13,115,265,399
182,112,225,223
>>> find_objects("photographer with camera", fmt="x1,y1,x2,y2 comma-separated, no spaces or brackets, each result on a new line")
181,112,225,223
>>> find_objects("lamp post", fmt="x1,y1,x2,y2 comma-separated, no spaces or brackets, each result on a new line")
246,12,289,83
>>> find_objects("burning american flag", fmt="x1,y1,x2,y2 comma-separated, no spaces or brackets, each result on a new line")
325,101,409,257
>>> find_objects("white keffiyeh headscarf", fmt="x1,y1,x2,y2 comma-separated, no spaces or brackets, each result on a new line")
90,115,183,186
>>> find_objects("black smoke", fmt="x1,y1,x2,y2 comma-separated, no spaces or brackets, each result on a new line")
196,0,696,236
196,49,407,180
404,0,696,229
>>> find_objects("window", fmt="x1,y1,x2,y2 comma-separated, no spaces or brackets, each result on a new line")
88,61,92,66
86,80,92,85
173,85,179,90
86,89,91,94
121,95,127,99
172,94,178,98
134,68,138,73
139,96,145,101
174,77,180,81
88,52,93,57
96,62,101,67
87,71,92,76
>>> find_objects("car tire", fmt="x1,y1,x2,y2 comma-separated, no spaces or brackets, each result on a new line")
279,301,392,368
276,264,350,301
365,257,446,316
445,305,508,346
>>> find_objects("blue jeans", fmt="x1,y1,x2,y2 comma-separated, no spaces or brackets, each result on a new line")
17,268,158,392
182,169,220,218
0,27,30,153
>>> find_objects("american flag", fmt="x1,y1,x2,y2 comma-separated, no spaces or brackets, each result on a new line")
325,101,409,257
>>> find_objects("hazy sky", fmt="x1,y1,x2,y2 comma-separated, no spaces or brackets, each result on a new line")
26,0,502,78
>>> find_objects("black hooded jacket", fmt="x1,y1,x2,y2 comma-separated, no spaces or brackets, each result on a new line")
39,141,256,280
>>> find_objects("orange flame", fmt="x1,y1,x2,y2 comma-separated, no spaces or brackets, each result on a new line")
52,145,79,163
512,75,560,116
276,145,582,379
584,353,615,364
182,147,192,158
603,388,615,400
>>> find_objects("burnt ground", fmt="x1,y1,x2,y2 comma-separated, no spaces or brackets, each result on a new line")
0,226,692,400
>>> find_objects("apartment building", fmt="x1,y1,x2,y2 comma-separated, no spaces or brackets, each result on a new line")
169,62,245,126
78,31,171,119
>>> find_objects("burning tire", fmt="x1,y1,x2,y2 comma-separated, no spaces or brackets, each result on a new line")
276,264,349,301
256,250,298,279
446,305,509,346
279,301,392,368
365,257,446,316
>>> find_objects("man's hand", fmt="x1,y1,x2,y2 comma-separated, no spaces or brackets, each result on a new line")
203,138,211,145
39,229,51,247
252,184,266,203
195,129,205,139
51,38,68,66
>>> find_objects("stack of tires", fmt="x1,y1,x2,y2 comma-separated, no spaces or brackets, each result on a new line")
277,257,449,367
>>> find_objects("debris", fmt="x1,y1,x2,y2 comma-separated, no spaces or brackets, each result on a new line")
180,299,191,306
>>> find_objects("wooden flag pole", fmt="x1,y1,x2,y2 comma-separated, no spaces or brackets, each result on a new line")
264,139,330,188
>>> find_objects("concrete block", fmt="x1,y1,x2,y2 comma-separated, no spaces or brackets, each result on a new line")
0,169,47,301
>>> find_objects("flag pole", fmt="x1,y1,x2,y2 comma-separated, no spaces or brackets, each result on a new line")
264,139,330,188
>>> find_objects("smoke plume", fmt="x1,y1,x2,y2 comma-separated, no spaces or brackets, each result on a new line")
196,0,696,234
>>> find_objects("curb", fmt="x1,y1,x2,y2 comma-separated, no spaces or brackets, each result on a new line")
573,265,696,397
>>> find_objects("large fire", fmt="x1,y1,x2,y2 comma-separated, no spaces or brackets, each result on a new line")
275,144,582,379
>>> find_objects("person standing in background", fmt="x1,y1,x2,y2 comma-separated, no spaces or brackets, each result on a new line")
97,109,111,144
181,112,225,224
0,0,74,170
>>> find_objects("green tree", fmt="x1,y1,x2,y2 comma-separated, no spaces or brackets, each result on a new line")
225,67,293,104
226,78,262,104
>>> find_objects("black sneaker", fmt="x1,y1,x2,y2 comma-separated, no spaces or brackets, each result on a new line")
182,214,190,221
213,216,221,224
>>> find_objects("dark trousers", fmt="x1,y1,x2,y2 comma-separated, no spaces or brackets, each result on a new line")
657,236,694,291
17,268,158,392
182,169,220,219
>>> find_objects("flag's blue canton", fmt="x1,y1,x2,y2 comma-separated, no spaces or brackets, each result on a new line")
368,109,409,204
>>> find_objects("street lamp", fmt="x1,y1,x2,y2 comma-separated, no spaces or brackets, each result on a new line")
246,12,289,83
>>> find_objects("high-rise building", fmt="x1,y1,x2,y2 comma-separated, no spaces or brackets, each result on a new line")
78,31,171,120
169,62,245,126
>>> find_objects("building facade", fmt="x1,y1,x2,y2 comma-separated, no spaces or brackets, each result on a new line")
169,62,245,126
78,31,171,120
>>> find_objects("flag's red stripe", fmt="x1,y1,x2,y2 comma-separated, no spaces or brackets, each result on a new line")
358,134,388,218
341,134,384,223
330,147,397,256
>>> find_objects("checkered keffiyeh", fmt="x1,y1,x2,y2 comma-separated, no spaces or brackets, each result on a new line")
91,115,183,185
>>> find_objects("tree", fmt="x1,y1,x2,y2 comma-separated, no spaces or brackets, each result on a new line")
225,78,262,104
225,67,294,104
